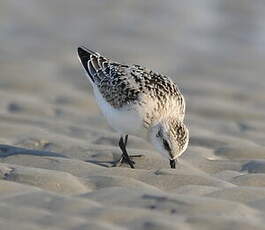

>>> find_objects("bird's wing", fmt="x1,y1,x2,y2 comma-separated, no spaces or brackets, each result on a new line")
77,46,113,84
77,47,185,116
77,46,140,108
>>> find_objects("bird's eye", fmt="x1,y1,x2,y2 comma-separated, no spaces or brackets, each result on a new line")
163,139,171,152
156,129,162,138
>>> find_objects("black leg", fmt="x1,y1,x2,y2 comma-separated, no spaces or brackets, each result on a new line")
113,135,142,168
118,136,135,169
124,134,128,147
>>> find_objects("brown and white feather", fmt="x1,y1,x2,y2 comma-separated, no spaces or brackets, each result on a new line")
77,47,185,130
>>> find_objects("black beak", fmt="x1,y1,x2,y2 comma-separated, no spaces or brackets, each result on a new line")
169,159,176,168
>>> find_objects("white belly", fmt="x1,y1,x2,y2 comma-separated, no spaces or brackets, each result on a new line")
93,87,143,135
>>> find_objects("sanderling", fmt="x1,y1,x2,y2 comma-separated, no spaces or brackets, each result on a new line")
77,47,189,169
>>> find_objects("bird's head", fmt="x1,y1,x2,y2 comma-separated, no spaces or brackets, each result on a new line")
149,118,189,168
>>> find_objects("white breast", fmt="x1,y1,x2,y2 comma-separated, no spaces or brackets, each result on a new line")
93,87,143,135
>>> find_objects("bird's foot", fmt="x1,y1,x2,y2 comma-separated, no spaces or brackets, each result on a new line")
113,154,142,169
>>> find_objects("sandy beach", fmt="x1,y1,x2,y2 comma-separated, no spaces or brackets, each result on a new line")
1,0,265,229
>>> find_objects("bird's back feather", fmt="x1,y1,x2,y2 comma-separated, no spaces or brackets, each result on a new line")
77,46,186,127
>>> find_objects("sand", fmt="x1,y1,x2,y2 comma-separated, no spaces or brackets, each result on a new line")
1,0,265,229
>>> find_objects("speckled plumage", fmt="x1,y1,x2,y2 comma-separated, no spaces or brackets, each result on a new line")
77,46,185,129
77,46,189,168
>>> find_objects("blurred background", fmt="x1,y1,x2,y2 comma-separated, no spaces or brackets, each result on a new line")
1,0,265,146
2,2,265,229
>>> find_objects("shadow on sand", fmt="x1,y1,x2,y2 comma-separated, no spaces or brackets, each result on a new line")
0,144,68,159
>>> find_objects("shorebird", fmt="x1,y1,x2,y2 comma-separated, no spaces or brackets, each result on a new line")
77,47,189,169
